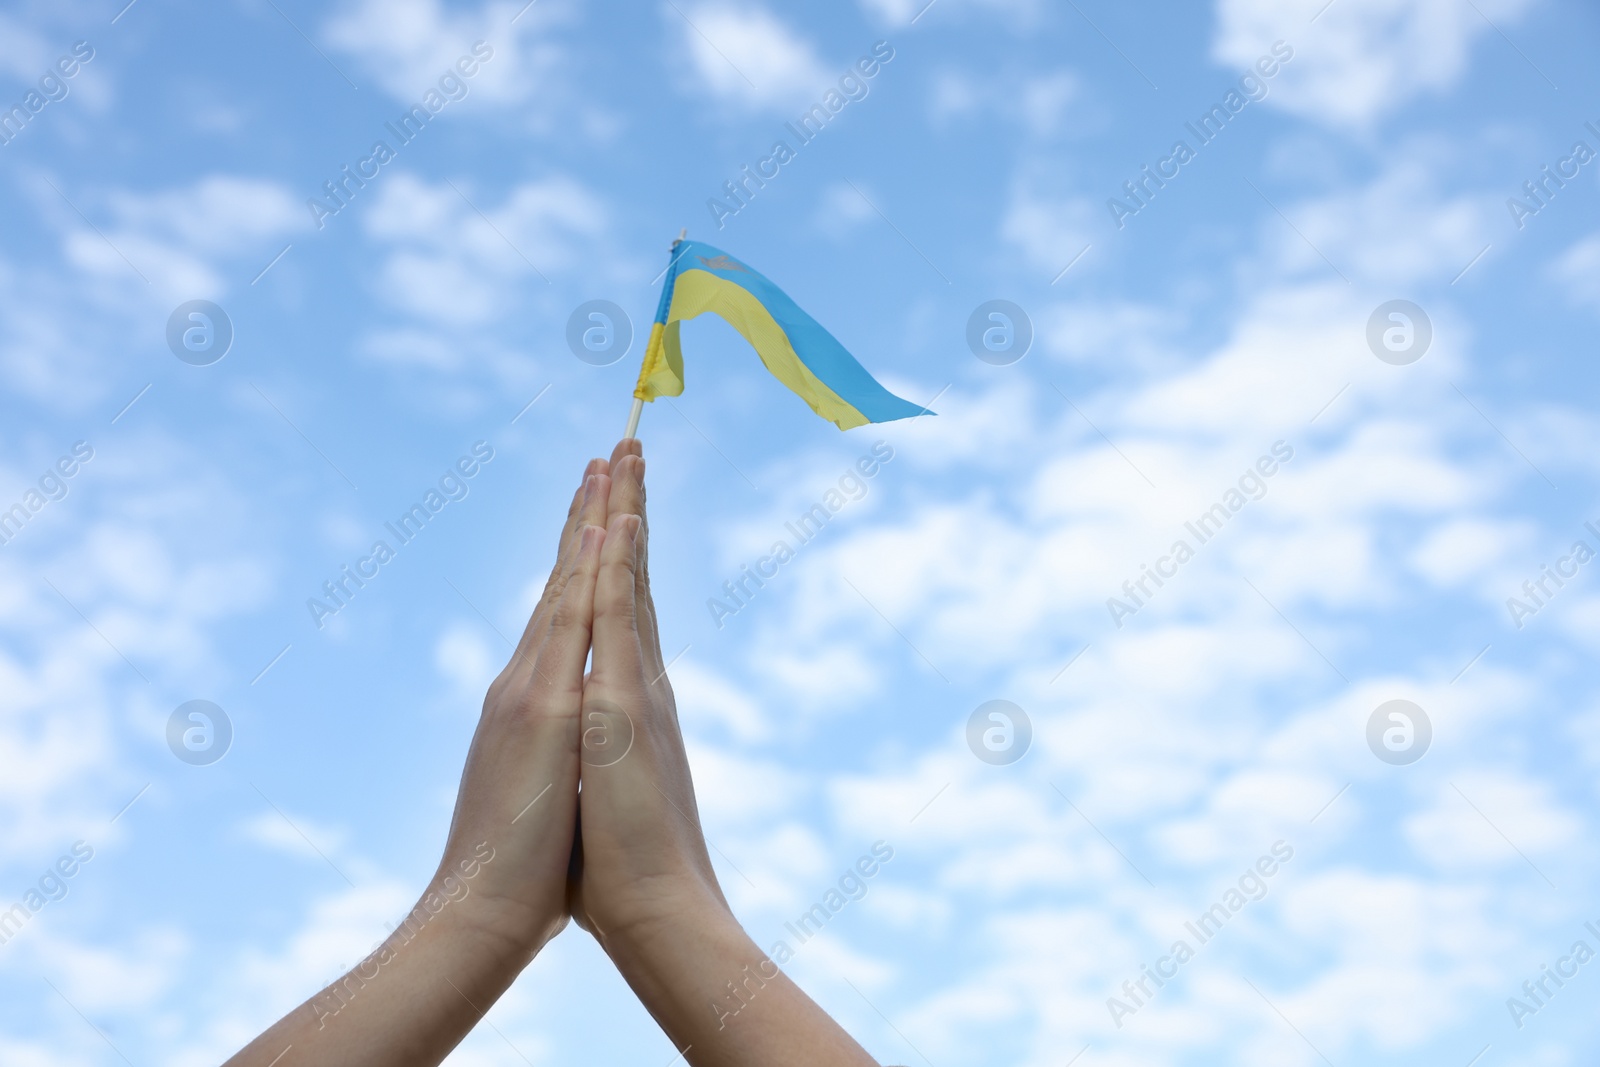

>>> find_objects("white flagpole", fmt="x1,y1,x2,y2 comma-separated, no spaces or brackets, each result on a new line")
624,228,687,440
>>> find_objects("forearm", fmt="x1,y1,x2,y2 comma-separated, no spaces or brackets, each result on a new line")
224,872,535,1067
602,899,879,1067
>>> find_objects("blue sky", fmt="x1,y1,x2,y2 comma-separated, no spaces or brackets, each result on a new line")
2,0,1599,1063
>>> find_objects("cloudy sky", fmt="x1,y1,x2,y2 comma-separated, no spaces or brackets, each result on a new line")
2,0,1598,1063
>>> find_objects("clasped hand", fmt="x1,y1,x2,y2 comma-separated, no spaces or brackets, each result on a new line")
227,440,877,1067
442,439,723,957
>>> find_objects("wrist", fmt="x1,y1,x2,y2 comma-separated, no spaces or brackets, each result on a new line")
586,874,732,956
433,838,569,959
444,876,566,966
401,876,537,975
597,887,751,1005
599,898,865,1060
304,882,530,1035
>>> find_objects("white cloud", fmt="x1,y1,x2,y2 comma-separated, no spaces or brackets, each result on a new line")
813,181,877,241
746,349,1515,684
0,13,51,80
1551,231,1600,308
687,223,1600,1050
323,0,570,109
857,0,923,25
361,172,610,327
239,809,349,863
1018,73,1080,136
1571,703,1600,771
1405,774,1582,870
671,5,830,111
52,174,305,300
1259,161,1494,285
1408,516,1534,590
857,0,1040,29
103,177,305,259
927,69,1080,139
672,658,770,742
999,182,1097,275
759,639,885,712
174,879,418,1065
0,431,274,854
783,930,897,993
686,742,805,833
860,881,953,931
928,69,983,124
682,162,1600,1062
1557,593,1600,650
1212,0,1540,127
434,621,497,702
356,327,467,371
1271,872,1512,1050
6,5,1599,1060
29,929,187,1013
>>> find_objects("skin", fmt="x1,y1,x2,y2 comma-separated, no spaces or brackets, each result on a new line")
225,440,878,1067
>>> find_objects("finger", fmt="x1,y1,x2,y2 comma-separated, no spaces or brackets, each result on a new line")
556,460,612,572
590,512,645,690
529,523,605,710
632,515,678,721
539,461,605,605
634,501,664,684
631,461,664,679
604,453,665,679
604,453,643,524
601,437,639,597
500,514,591,694
516,469,610,658
492,477,581,688
562,467,612,569
608,437,641,470
635,476,665,682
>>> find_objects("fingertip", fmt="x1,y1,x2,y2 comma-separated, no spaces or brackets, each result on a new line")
607,439,639,469
613,453,638,482
585,472,612,507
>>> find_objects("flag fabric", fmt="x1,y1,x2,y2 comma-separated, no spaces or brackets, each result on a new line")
631,240,928,431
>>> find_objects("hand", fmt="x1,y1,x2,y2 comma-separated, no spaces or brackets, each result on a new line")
227,442,877,1067
439,454,611,956
224,454,618,1067
569,441,729,943
567,442,877,1067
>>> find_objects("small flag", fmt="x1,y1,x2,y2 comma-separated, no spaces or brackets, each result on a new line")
631,240,928,431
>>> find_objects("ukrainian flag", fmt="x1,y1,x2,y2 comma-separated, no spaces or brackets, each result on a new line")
632,240,928,430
